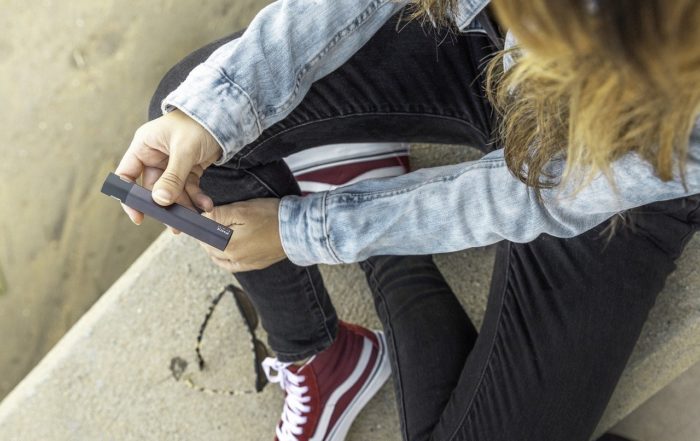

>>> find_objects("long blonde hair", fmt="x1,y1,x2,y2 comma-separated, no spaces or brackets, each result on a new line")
411,0,700,190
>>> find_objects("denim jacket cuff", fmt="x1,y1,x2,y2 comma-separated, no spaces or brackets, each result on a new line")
160,62,262,166
278,194,342,266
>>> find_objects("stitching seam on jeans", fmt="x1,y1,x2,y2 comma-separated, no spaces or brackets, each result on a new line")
304,266,335,347
363,259,411,441
239,111,488,160
444,242,513,441
241,169,282,198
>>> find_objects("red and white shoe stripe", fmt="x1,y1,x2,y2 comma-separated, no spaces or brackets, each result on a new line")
320,332,390,441
283,143,410,195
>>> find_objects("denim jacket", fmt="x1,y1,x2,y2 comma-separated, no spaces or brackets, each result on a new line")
161,0,700,266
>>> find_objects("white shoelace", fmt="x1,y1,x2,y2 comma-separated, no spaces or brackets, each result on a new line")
262,357,312,441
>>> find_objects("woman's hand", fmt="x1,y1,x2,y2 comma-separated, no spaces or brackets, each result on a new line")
115,108,222,227
200,198,288,272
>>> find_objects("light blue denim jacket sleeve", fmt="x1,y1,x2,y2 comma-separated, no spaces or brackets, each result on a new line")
279,131,700,265
161,0,414,165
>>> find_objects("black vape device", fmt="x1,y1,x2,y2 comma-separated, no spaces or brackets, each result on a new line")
101,173,232,251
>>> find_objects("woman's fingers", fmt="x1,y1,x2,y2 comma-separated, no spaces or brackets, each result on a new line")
201,242,229,261
151,140,198,206
120,203,144,225
141,166,163,190
167,190,205,235
115,110,223,228
140,167,179,233
201,244,239,272
144,166,213,213
141,166,214,234
184,172,214,213
115,140,145,184
197,199,284,273
115,154,145,225
210,255,240,272
115,129,169,224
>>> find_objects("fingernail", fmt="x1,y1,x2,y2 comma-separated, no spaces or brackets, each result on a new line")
129,215,140,226
153,189,171,204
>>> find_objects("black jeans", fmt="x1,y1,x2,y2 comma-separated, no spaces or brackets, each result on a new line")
148,10,700,441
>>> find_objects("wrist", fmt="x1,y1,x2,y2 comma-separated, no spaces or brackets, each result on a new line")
160,62,261,166
278,194,341,266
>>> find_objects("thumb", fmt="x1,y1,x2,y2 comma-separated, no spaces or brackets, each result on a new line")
151,148,194,205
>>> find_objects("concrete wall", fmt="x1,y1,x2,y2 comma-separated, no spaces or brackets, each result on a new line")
0,0,270,400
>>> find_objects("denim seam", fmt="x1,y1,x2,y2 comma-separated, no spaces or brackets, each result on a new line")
445,242,513,441
325,161,506,204
304,266,336,348
321,191,343,264
237,111,488,161
207,63,264,138
241,169,282,198
362,259,411,441
258,0,388,123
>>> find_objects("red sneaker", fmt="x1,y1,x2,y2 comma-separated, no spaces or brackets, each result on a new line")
262,321,391,441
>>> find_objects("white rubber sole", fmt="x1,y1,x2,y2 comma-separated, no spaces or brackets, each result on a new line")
324,331,392,441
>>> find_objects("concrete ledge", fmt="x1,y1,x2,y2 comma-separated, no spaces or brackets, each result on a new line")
0,146,699,440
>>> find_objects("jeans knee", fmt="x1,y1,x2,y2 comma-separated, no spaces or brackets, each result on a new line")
147,64,181,122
